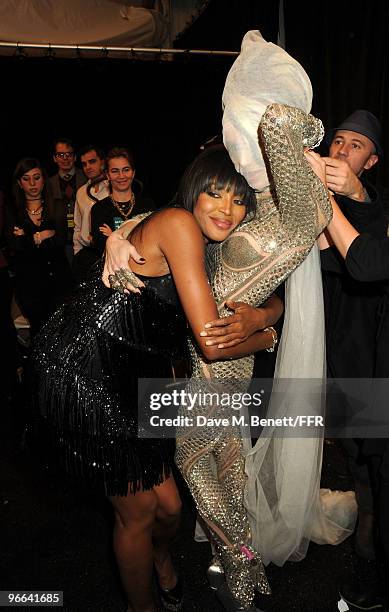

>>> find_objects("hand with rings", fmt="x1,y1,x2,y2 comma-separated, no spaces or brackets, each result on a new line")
108,268,144,295
102,230,146,293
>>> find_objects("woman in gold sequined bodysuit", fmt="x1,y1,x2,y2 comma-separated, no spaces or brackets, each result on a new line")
105,102,332,610
104,27,336,610
174,102,332,609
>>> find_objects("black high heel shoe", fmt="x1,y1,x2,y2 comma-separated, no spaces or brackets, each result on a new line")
156,575,184,611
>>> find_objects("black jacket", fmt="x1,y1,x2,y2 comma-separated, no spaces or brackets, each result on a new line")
345,232,389,474
90,194,155,256
320,179,388,378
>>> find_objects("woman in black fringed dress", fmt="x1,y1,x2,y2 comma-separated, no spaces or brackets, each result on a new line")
31,145,277,612
34,265,187,496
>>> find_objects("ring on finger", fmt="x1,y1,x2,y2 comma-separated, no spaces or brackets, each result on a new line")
109,274,124,292
117,268,144,288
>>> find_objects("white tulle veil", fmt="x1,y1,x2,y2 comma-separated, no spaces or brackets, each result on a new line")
222,30,356,566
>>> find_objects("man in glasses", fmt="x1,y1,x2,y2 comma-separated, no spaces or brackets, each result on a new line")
50,137,86,263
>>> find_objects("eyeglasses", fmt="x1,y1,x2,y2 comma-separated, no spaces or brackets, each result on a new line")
55,152,75,159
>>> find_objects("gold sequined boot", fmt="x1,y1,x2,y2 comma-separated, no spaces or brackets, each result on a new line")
209,543,270,610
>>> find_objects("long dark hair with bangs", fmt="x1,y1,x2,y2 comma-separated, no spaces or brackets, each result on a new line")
132,145,256,244
12,157,54,222
173,144,256,218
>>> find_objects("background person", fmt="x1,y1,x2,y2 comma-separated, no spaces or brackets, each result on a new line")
7,157,72,337
90,147,155,257
72,144,109,283
49,137,86,264
307,146,389,612
320,110,386,561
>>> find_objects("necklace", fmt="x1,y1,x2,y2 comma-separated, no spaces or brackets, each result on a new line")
110,193,135,220
26,198,43,226
26,198,43,217
27,205,43,216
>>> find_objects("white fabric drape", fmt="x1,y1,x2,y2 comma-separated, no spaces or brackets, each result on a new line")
223,30,357,566
222,30,312,191
243,246,356,566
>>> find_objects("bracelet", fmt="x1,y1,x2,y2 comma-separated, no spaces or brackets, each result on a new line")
264,326,278,352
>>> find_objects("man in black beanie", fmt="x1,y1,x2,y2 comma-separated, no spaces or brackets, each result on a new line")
320,110,388,610
324,109,383,200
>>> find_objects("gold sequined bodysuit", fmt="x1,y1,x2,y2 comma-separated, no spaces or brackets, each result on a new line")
175,103,332,608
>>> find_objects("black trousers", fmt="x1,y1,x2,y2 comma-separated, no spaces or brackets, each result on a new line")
341,438,374,514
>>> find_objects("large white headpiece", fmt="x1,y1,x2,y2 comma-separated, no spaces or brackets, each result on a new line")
222,30,313,190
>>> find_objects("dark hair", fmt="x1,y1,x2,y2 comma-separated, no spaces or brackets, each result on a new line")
52,137,75,154
12,157,53,220
132,145,256,245
79,144,105,160
174,145,256,218
106,147,135,170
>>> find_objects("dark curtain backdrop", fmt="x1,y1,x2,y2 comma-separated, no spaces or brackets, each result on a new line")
1,0,388,202
284,0,389,193
0,0,278,206
0,55,236,205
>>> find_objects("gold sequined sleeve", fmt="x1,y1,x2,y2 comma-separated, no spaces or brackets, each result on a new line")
259,102,331,240
207,103,332,313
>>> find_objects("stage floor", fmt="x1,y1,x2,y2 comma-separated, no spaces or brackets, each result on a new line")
0,394,377,612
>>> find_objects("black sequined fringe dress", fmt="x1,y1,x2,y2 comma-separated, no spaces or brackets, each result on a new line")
31,263,188,496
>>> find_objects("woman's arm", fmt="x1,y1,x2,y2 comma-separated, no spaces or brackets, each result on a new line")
39,199,68,248
158,209,275,361
33,229,56,246
110,212,152,240
199,293,283,348
260,104,332,238
101,212,153,288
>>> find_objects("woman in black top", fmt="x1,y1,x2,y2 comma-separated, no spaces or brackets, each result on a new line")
32,145,276,612
90,147,155,256
8,158,72,336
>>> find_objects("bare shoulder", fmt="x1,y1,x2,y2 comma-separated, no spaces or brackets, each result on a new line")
156,207,195,222
153,207,200,233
